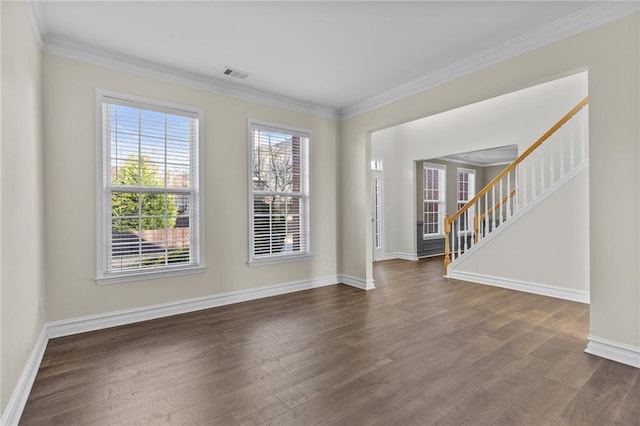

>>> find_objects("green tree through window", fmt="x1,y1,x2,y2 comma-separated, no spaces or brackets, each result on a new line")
111,155,178,231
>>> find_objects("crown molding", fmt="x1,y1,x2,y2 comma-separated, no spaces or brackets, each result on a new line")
33,1,638,121
340,1,640,119
41,35,340,120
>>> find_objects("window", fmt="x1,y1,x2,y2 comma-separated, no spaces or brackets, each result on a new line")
249,121,311,264
423,163,446,237
457,168,476,232
96,91,204,283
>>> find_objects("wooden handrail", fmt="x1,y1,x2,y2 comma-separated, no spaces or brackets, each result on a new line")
448,96,589,223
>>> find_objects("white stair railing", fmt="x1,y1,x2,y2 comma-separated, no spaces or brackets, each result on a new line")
444,97,589,275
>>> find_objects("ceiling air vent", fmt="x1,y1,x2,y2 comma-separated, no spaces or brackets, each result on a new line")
223,67,249,80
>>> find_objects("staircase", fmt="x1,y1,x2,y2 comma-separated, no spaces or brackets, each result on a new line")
443,97,589,275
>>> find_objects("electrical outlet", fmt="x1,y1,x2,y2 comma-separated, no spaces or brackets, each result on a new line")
39,298,44,317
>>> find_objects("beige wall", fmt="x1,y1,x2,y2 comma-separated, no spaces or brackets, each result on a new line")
341,14,639,348
482,164,510,188
42,54,339,321
1,1,45,414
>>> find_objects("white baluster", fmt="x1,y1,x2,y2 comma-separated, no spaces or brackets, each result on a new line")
540,146,545,192
499,178,503,225
522,162,528,207
531,156,536,199
549,135,558,186
457,218,462,259
514,166,519,214
569,121,575,169
484,193,488,237
463,216,468,252
559,126,566,177
471,202,476,245
580,108,587,161
491,186,496,232
506,171,511,220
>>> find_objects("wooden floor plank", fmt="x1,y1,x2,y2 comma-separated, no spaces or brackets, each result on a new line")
19,257,640,425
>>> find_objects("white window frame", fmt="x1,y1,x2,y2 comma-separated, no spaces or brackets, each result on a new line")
95,90,205,284
423,162,446,239
247,120,312,266
457,167,476,234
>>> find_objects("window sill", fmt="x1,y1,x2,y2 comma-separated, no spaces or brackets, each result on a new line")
96,265,206,285
248,253,313,267
423,234,445,240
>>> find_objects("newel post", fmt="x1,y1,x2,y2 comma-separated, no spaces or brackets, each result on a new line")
473,213,479,244
443,215,450,276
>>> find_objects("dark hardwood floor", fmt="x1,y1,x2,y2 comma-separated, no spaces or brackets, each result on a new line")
20,257,640,425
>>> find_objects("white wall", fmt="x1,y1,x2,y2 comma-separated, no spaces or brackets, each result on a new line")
342,14,639,350
1,1,45,415
450,167,589,298
371,72,587,258
42,54,339,321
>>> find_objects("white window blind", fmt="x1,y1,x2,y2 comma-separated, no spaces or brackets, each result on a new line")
97,92,203,282
249,122,310,263
423,163,446,237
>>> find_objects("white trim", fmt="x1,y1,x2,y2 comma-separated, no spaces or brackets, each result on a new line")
42,36,339,120
48,275,339,338
247,120,312,265
339,274,375,291
0,327,48,426
447,270,589,304
95,89,206,283
585,335,640,368
423,234,446,241
247,253,314,267
95,265,206,285
449,160,589,270
383,252,419,261
341,2,640,118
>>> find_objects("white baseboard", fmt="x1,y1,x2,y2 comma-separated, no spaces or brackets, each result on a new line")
339,274,375,290
1,327,48,426
447,270,589,304
585,335,640,368
383,252,418,261
47,275,339,338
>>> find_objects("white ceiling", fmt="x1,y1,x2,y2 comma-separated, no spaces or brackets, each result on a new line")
32,1,628,116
